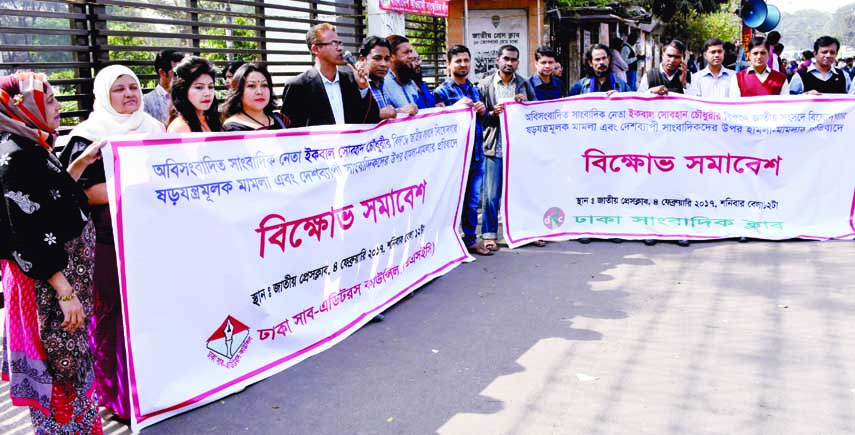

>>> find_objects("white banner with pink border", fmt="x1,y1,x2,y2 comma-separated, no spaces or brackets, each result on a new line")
102,108,475,431
501,94,855,247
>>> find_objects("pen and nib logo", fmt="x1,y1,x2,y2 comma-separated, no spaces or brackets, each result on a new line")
206,315,250,360
543,207,565,230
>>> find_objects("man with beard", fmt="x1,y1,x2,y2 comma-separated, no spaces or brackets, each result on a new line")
569,44,630,96
359,36,397,120
638,40,691,95
789,36,855,95
383,34,421,114
433,45,493,256
410,53,438,108
476,45,536,252
687,38,734,98
281,23,379,127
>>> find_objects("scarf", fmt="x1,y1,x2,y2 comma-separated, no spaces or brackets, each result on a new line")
0,72,54,149
69,65,164,141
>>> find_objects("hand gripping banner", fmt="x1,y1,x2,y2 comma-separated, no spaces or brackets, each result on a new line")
501,94,855,247
102,108,476,431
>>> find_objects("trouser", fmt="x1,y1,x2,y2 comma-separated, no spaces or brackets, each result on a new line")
461,159,484,247
481,156,502,240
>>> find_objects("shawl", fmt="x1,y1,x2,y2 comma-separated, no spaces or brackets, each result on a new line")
69,65,164,141
0,72,54,149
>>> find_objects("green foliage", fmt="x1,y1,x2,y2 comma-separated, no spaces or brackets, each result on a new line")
642,0,732,21
198,16,258,63
46,70,79,126
556,0,611,7
667,4,739,53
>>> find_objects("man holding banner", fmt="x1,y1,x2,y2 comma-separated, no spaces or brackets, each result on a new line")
477,44,535,252
638,40,690,95
730,36,789,97
383,34,423,113
433,44,492,256
687,38,734,98
788,36,855,96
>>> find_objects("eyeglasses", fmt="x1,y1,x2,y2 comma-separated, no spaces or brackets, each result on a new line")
315,40,343,48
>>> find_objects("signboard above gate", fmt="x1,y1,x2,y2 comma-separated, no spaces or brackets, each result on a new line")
379,0,449,17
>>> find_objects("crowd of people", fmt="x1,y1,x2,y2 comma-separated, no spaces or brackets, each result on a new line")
0,20,853,434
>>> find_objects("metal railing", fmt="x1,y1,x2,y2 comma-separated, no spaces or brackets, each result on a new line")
0,0,367,126
0,0,447,126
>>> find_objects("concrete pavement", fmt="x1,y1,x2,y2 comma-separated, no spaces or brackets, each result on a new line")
3,239,855,434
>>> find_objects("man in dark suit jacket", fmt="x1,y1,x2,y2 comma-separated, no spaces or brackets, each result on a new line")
281,23,380,127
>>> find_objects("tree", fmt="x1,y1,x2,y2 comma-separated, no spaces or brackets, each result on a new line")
665,3,740,52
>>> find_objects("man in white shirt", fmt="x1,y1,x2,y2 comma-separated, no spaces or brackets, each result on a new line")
729,36,789,97
789,35,855,95
280,23,379,126
688,38,734,98
143,50,183,125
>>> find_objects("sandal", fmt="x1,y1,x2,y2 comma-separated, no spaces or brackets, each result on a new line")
532,240,547,247
483,239,499,251
467,243,493,256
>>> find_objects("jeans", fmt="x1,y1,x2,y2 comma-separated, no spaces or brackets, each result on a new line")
626,69,638,91
481,156,502,240
461,159,484,247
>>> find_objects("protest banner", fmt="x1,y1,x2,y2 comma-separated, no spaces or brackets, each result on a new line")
102,108,475,431
501,95,855,247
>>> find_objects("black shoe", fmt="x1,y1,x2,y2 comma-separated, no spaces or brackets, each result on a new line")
643,239,657,246
371,313,385,323
738,237,748,243
610,238,624,243
579,238,591,244
677,239,690,247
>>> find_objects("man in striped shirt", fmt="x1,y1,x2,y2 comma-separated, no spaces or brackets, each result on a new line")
359,36,397,120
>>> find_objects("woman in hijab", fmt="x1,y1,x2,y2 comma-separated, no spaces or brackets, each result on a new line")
221,62,289,131
0,72,105,434
58,65,164,421
167,56,222,133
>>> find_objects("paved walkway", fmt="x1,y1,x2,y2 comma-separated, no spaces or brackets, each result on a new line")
3,239,855,434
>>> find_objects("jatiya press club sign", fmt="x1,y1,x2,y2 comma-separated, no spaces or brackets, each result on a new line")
379,0,449,17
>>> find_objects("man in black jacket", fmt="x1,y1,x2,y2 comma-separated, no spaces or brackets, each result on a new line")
281,23,380,127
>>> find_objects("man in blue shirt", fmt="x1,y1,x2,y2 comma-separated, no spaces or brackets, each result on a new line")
382,35,422,114
569,44,630,96
411,53,439,109
528,46,565,100
433,44,492,256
